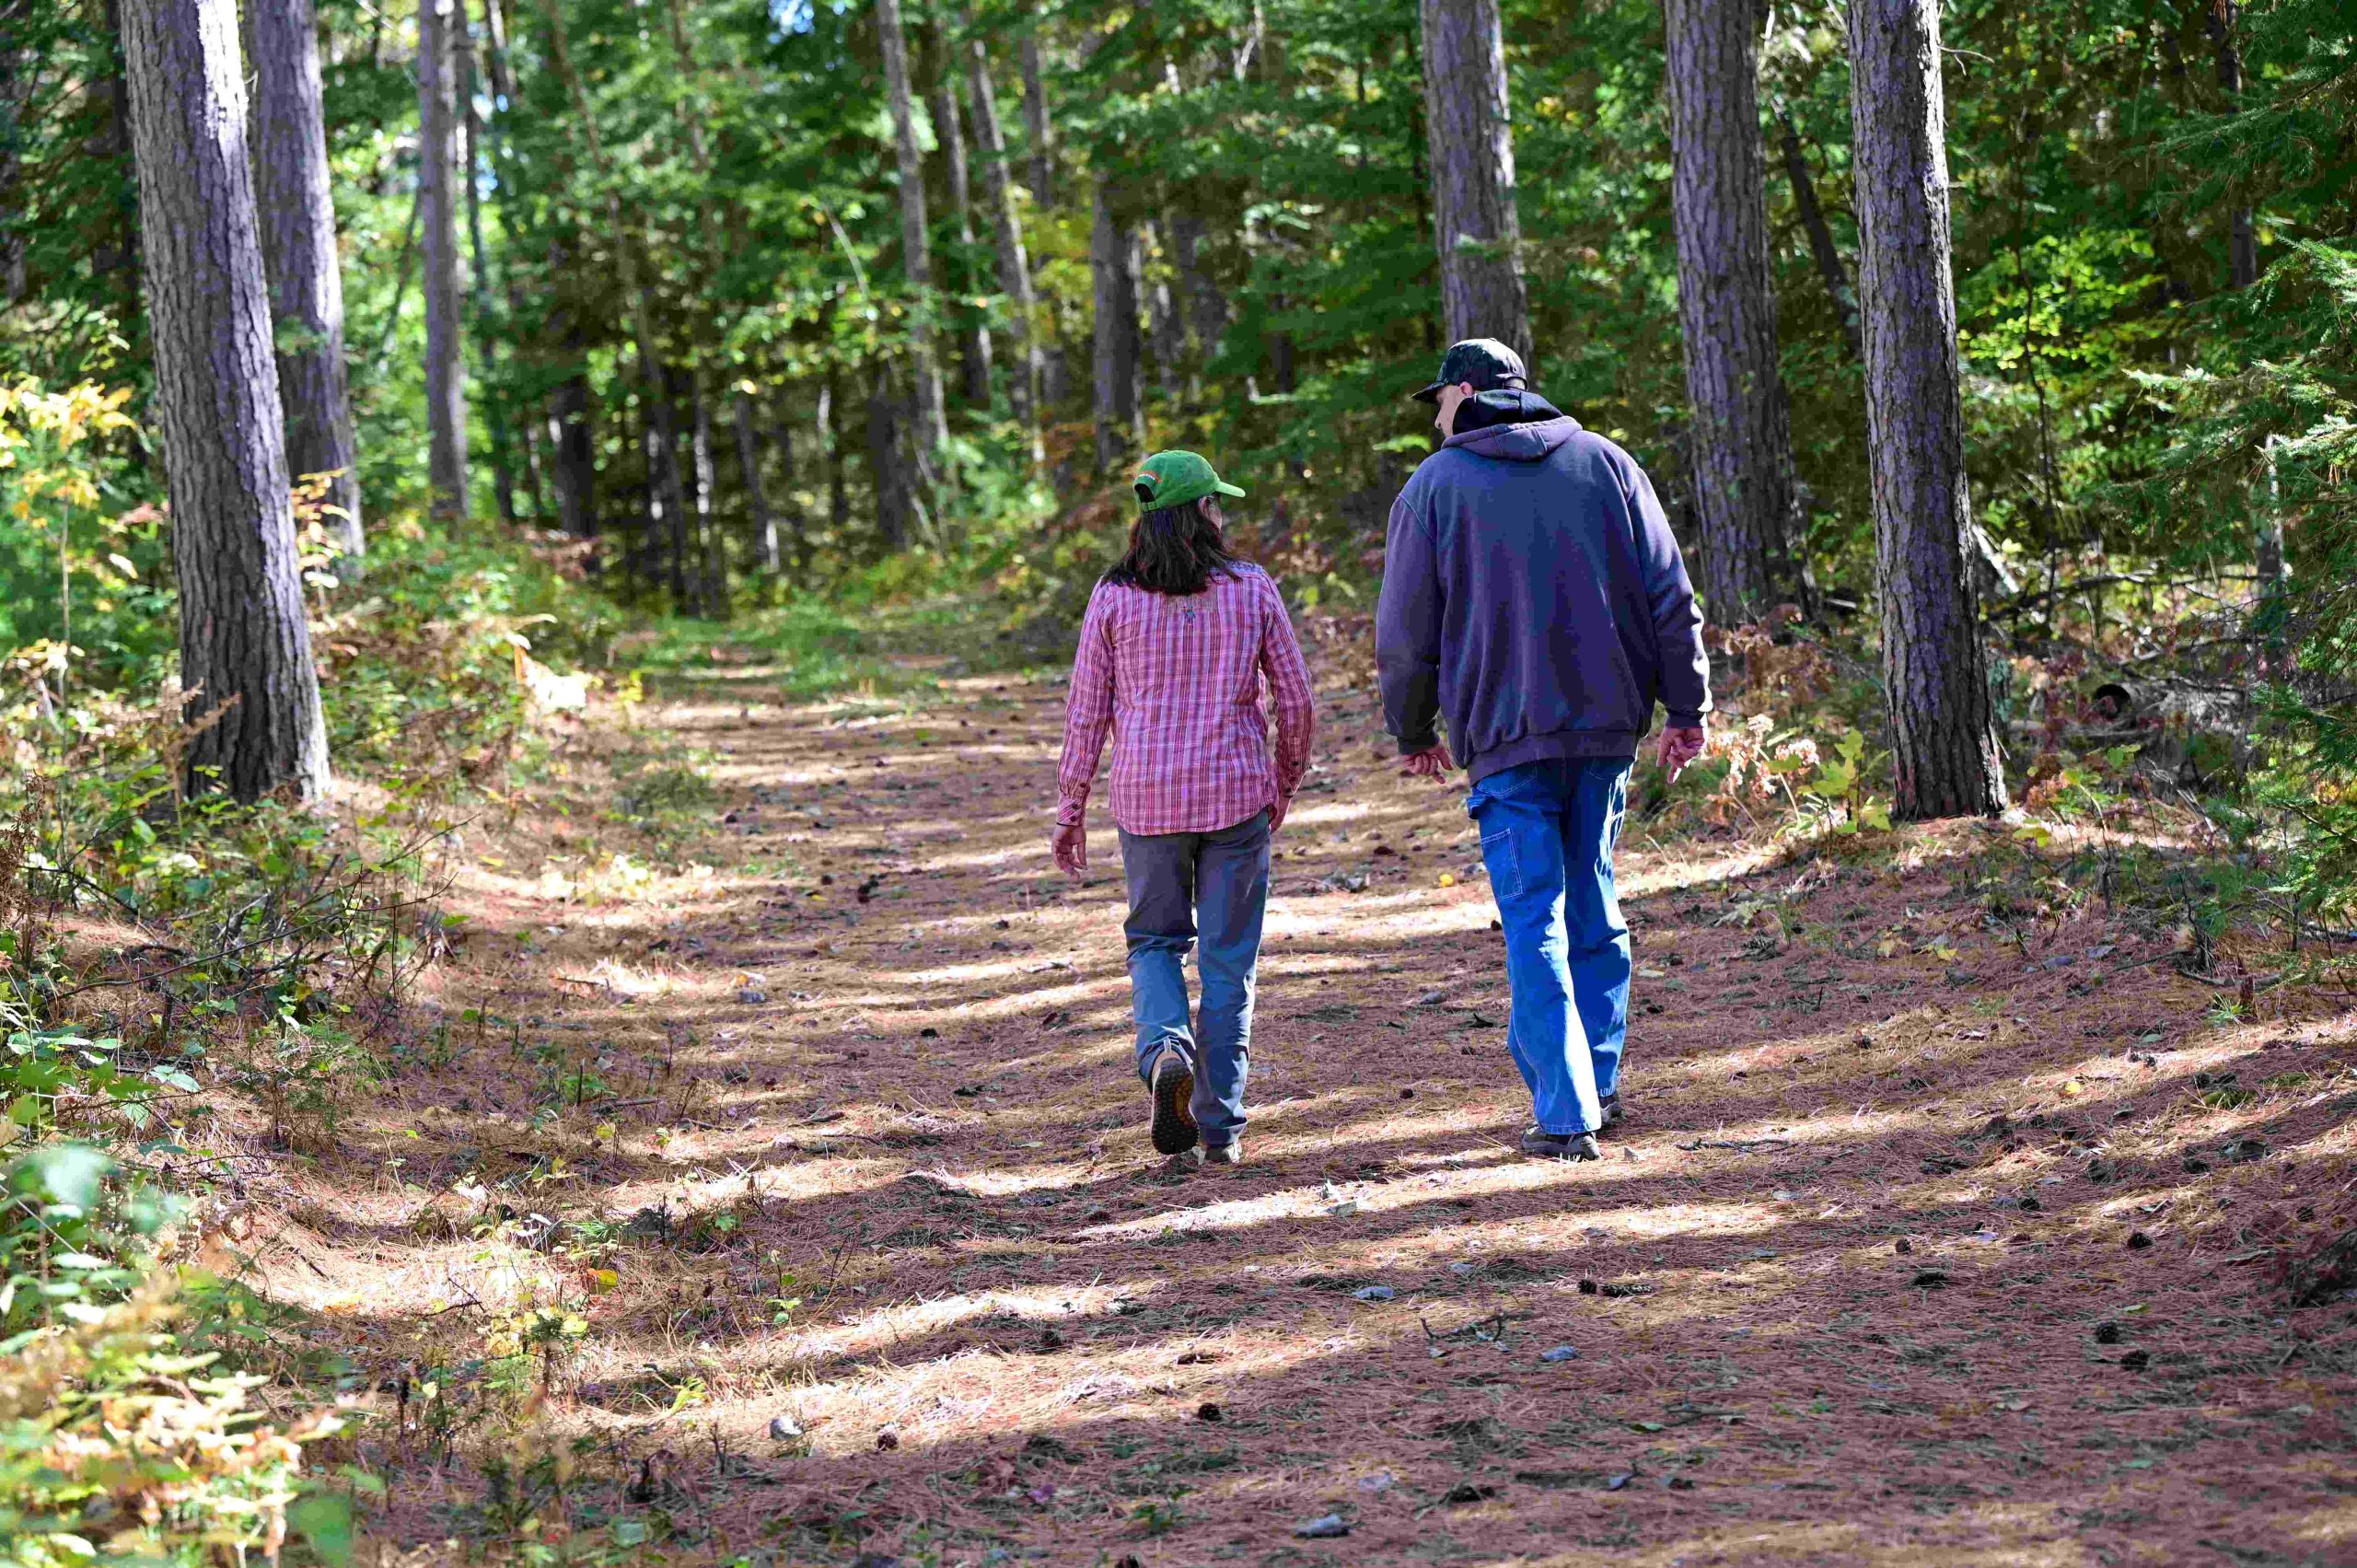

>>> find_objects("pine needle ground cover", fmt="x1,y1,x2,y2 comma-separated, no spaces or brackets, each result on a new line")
181,630,2357,1567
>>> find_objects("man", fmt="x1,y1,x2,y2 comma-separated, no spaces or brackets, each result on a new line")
1376,338,1711,1162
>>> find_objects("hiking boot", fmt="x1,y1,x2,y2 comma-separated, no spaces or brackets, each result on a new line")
1520,1125,1600,1162
1204,1138,1243,1167
1597,1092,1623,1135
1149,1047,1199,1156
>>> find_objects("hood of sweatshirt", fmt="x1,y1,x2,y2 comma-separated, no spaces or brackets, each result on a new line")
1440,389,1584,461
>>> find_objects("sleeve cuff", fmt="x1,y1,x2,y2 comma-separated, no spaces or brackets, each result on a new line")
1666,710,1707,729
1055,795,1087,827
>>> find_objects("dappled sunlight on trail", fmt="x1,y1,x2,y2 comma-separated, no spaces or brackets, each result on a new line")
252,645,2357,1566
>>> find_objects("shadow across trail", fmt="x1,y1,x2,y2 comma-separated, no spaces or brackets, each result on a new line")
315,657,2357,1567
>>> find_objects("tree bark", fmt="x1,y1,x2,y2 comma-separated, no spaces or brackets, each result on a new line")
691,376,726,617
243,0,363,566
1168,213,1228,400
458,1,518,527
1419,0,1528,361
735,389,778,575
418,0,470,519
1,29,30,305
1091,183,1144,470
1665,0,1804,623
819,372,849,535
1019,31,1054,208
928,58,993,408
1848,0,2007,819
2207,1,2258,289
868,380,915,549
549,372,594,538
963,26,1042,457
1144,222,1184,401
121,0,330,802
1776,102,1862,359
532,0,690,597
877,0,948,458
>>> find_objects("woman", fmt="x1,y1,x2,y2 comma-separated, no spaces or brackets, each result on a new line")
1051,450,1317,1167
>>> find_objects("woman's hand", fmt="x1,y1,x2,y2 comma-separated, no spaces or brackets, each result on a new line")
1051,820,1088,878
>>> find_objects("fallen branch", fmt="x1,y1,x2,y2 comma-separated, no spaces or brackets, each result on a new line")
1675,1138,1794,1152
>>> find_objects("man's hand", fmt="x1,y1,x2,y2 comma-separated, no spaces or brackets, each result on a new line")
1400,742,1456,782
1270,793,1292,832
1050,820,1088,879
1657,722,1707,784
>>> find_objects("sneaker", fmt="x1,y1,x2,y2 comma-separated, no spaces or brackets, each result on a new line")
1520,1125,1600,1162
1597,1092,1623,1134
1149,1047,1199,1156
1205,1138,1242,1167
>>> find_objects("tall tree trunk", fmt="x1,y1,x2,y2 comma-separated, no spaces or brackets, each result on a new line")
1144,222,1184,401
928,57,993,408
1019,31,1054,208
1665,0,1803,623
769,391,803,569
1091,184,1144,470
533,0,689,594
868,379,914,550
962,26,1042,459
244,0,364,566
1168,213,1227,401
819,372,849,536
691,377,726,617
1,30,31,305
121,0,330,801
734,389,778,575
1775,102,1862,359
876,0,947,458
458,1,518,527
1849,0,2007,819
419,0,470,519
1419,0,1528,361
2207,1,2258,289
550,373,594,537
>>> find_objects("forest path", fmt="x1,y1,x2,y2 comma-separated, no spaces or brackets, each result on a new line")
332,636,2352,1566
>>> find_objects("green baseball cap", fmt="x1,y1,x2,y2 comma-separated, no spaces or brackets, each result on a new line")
1411,337,1529,403
1132,449,1246,510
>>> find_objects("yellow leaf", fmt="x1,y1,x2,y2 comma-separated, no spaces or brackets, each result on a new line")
589,1270,620,1295
1438,872,1457,888
2061,1079,2084,1098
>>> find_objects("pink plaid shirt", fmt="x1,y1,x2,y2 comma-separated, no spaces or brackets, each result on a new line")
1056,564,1318,837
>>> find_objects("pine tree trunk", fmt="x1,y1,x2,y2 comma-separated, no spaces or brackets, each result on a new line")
962,26,1042,457
121,0,330,802
2,34,33,303
877,0,947,459
243,0,364,567
1665,0,1803,623
419,0,470,518
532,0,688,587
459,4,518,527
1848,0,2007,819
1168,213,1228,401
2207,1,2258,289
691,377,726,617
549,372,594,537
1019,32,1054,208
1091,184,1144,470
1419,0,1528,361
819,372,849,535
928,59,993,408
735,389,778,576
1776,103,1862,359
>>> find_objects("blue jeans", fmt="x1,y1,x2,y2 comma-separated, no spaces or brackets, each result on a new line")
1116,810,1270,1147
1467,759,1632,1136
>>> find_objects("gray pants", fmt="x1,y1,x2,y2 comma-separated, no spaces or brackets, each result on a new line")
1116,810,1271,1147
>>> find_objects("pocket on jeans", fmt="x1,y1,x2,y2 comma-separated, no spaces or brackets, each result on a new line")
1480,829,1520,898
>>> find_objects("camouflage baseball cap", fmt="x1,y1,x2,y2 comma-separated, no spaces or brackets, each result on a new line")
1411,337,1528,403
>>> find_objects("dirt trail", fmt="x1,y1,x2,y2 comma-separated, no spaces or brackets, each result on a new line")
273,638,2354,1566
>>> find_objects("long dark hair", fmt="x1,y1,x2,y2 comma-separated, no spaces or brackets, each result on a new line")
1102,498,1243,597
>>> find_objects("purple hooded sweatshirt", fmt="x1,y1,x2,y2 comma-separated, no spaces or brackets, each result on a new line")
1375,392,1712,783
